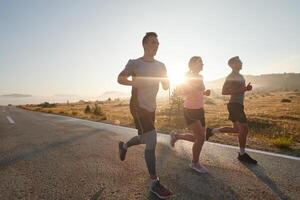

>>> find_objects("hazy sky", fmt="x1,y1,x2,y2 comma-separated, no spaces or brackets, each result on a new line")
0,0,299,96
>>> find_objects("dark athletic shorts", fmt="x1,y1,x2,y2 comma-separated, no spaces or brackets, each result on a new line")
130,98,155,135
183,108,206,127
227,102,247,123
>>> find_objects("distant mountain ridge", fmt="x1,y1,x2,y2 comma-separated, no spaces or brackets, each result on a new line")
99,91,130,100
101,73,300,100
54,94,78,97
1,73,299,102
0,93,32,98
206,73,300,90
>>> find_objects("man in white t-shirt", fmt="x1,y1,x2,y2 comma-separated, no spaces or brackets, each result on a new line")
117,32,171,199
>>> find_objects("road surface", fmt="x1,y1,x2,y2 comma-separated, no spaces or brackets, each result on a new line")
0,106,299,200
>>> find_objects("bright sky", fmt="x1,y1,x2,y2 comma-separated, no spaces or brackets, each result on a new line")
0,0,299,97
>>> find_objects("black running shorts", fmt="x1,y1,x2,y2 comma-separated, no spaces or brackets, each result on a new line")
183,108,206,127
227,102,247,123
130,98,155,135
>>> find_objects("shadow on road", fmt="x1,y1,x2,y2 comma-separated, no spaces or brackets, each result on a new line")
142,143,240,200
0,129,102,169
242,163,289,200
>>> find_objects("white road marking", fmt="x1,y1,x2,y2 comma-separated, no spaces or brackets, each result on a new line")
42,112,300,161
6,116,15,124
206,141,300,161
80,120,300,161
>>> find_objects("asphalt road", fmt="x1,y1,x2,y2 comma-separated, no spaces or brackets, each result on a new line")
0,106,299,200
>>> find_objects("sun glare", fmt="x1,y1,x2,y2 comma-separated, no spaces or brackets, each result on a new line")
167,67,221,88
168,70,185,87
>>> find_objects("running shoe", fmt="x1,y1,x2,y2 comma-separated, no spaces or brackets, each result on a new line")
206,127,213,141
118,141,127,161
170,132,176,148
238,153,257,164
189,162,208,173
150,179,172,199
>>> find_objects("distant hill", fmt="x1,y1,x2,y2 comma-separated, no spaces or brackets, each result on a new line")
54,94,78,97
99,73,300,100
206,73,300,90
0,93,32,98
99,91,130,100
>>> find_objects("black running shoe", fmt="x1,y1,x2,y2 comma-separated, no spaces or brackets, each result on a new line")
119,141,127,161
150,179,172,199
206,127,213,141
238,153,257,164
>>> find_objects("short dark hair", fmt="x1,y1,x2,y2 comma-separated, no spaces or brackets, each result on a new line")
189,56,202,68
228,56,240,66
142,32,158,45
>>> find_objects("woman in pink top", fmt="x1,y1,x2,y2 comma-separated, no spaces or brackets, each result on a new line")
170,56,211,173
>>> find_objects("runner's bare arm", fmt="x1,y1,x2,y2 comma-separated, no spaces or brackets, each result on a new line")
204,89,211,96
161,78,169,90
117,70,137,87
160,66,169,90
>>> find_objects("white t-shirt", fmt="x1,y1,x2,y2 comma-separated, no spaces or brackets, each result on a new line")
123,57,167,112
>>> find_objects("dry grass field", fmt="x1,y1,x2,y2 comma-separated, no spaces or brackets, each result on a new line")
19,90,300,157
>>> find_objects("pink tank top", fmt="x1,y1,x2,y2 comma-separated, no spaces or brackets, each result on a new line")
183,73,205,109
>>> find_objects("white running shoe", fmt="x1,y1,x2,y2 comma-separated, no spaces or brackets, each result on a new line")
189,162,208,174
170,132,176,147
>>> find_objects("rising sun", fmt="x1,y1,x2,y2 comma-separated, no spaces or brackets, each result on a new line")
168,70,185,87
